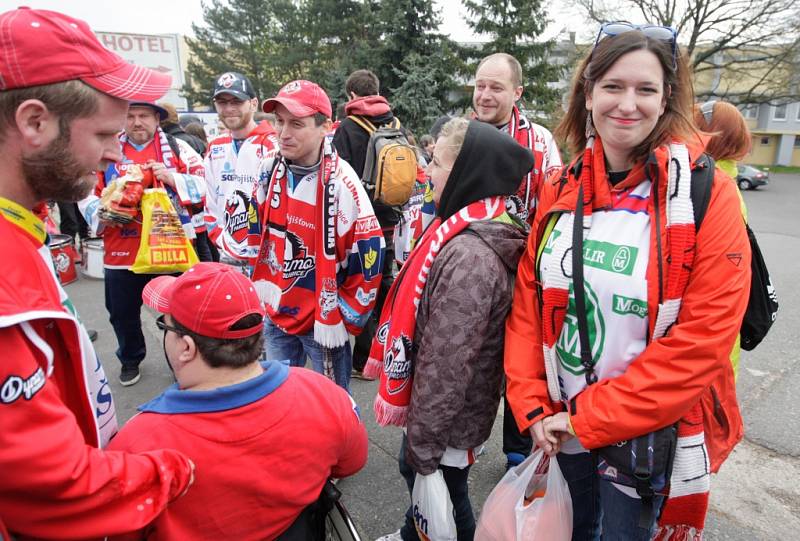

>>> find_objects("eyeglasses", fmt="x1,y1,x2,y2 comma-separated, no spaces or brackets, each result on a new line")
593,22,678,69
156,314,184,336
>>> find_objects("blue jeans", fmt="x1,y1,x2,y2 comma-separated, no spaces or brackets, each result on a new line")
104,269,158,369
262,318,352,393
398,435,475,541
556,452,665,541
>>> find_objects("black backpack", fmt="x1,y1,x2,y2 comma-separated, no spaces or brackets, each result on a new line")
691,154,778,350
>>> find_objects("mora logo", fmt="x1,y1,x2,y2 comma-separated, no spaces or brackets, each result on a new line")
556,281,606,375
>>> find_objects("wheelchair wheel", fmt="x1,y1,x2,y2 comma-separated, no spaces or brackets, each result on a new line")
325,500,361,541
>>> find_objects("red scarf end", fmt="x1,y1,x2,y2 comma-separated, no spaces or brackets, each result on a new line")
653,525,703,541
373,394,408,427
363,356,382,379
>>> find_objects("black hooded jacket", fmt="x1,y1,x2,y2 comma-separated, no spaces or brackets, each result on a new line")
436,119,535,221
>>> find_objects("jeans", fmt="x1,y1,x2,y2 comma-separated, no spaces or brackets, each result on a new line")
398,435,475,541
262,318,352,393
556,452,665,541
104,269,158,369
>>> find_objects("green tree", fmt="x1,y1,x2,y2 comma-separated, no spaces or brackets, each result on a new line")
463,0,563,114
390,52,444,135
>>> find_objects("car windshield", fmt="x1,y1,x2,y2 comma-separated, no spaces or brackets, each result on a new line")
738,165,760,175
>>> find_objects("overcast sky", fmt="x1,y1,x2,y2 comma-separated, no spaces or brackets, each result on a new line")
0,0,588,42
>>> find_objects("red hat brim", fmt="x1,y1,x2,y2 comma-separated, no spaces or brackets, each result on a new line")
82,61,172,102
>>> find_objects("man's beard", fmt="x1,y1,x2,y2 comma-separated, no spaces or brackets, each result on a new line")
21,128,99,203
223,112,252,132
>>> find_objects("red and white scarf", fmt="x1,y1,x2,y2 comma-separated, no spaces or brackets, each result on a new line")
119,127,176,169
540,134,710,539
364,196,505,426
252,139,348,348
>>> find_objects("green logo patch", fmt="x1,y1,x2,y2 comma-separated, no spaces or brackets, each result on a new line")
612,294,648,318
542,229,561,254
556,281,605,375
582,240,638,276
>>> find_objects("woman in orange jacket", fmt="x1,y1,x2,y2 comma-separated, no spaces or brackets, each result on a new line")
504,23,751,540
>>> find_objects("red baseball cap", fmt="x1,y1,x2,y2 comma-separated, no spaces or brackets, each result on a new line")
0,7,171,101
262,80,332,118
143,263,265,339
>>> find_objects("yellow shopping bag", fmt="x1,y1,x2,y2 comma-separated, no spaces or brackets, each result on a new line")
131,186,198,274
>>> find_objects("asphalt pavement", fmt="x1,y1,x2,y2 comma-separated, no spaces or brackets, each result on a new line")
65,173,800,540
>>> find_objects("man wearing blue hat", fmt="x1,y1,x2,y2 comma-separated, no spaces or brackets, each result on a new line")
80,100,207,386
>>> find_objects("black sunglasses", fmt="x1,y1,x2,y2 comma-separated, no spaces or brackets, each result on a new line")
594,22,678,69
156,314,184,335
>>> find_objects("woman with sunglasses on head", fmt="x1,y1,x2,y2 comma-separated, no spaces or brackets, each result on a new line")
504,23,751,540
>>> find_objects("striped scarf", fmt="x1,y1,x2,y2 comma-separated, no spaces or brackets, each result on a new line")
119,127,175,168
251,139,347,348
364,196,505,426
541,134,710,539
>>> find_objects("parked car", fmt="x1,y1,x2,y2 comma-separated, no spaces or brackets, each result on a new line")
737,164,769,190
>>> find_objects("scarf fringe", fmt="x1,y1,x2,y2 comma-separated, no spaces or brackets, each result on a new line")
313,320,349,348
373,393,408,427
363,356,382,379
253,279,282,311
652,525,703,541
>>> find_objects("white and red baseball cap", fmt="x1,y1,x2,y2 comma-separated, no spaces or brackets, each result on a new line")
143,263,265,339
262,80,332,119
0,7,171,101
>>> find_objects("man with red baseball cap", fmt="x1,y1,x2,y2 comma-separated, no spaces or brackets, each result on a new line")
0,7,193,538
107,262,368,539
224,80,385,392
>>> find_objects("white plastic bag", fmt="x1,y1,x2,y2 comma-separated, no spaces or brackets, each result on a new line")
475,449,572,541
411,470,458,541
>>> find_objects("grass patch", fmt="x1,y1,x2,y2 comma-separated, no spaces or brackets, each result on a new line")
756,165,800,174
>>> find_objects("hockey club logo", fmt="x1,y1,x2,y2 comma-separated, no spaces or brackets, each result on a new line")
281,81,302,94
54,252,71,273
384,335,413,395
505,194,528,222
265,240,281,275
319,278,338,320
224,190,255,244
217,72,236,88
282,230,315,281
556,281,606,375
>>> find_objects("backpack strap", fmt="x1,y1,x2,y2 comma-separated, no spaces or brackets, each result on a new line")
690,153,715,231
165,133,182,160
348,115,377,134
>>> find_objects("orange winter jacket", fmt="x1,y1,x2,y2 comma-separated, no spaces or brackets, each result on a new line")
504,142,750,472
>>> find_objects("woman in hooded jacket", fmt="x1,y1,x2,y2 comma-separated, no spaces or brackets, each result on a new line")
504,23,751,540
368,117,533,541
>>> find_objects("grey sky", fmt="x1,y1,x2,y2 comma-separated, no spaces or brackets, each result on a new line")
0,0,588,42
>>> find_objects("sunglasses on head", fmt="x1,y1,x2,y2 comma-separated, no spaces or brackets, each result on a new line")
701,100,716,124
593,22,678,69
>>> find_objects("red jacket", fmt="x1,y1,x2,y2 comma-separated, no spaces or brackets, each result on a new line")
504,142,750,472
107,365,368,540
0,209,194,539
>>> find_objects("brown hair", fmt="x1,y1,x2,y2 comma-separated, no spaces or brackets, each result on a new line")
158,101,180,126
172,313,264,369
693,101,751,161
477,53,523,88
0,80,101,143
555,30,696,165
345,69,379,97
184,122,208,144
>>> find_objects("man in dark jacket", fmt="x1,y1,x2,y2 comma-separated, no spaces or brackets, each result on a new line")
332,69,399,379
373,118,532,541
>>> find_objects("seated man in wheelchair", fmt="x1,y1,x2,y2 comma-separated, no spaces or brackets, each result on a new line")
107,262,368,540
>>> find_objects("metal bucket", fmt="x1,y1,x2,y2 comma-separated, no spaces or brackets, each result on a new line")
81,237,105,279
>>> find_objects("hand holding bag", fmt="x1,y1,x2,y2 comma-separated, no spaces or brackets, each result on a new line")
411,471,457,541
131,181,199,274
475,449,572,541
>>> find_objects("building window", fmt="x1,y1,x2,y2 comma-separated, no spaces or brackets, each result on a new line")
761,136,771,146
794,137,800,148
772,104,787,120
740,104,759,119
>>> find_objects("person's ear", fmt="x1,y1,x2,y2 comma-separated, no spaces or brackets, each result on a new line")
514,85,523,102
174,334,198,368
15,99,59,149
